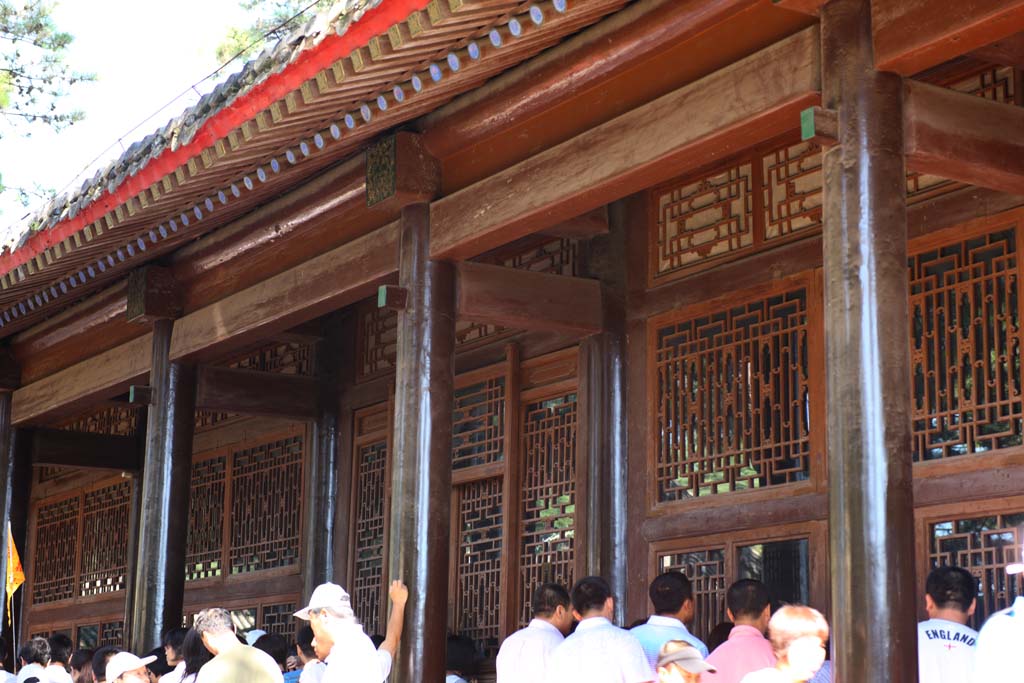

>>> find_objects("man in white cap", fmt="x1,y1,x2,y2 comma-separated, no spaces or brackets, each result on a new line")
972,550,1024,683
295,579,407,683
104,652,157,683
193,607,283,683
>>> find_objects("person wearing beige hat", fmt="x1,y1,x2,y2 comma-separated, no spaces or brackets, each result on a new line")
657,641,718,683
104,653,157,683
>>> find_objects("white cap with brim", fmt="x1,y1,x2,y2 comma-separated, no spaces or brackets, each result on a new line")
294,582,352,620
245,629,268,646
656,646,718,675
105,652,157,682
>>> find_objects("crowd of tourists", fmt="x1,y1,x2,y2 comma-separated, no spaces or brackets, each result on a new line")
0,563,1018,683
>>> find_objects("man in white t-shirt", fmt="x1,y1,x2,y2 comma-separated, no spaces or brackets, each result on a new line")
918,565,978,683
496,583,573,683
546,576,654,683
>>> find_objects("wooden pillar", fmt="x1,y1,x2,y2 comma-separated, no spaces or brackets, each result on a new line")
123,406,148,648
129,318,196,651
387,203,455,683
302,315,345,600
820,1,917,681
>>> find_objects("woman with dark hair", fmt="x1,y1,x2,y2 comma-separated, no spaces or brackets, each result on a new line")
70,649,95,683
180,630,213,683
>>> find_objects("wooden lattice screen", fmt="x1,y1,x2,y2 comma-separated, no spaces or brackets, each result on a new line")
650,66,1016,286
658,549,728,641
351,403,391,635
649,277,817,503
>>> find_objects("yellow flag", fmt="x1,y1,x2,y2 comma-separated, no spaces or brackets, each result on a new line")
5,522,24,626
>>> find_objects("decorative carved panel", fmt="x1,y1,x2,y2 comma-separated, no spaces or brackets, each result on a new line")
658,549,727,642
261,602,299,637
452,376,506,470
930,511,1024,628
652,287,812,502
60,405,140,436
229,436,304,574
357,304,400,381
100,620,125,647
79,481,131,597
519,392,578,626
762,142,822,240
32,496,79,604
454,477,504,657
909,228,1022,460
352,406,389,635
186,456,226,582
652,164,754,281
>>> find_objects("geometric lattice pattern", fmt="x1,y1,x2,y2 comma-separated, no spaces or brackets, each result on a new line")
454,477,504,657
262,602,299,637
909,229,1022,460
352,405,389,635
519,393,578,626
229,436,304,574
452,376,506,470
100,620,125,647
79,481,132,597
762,142,822,240
652,288,811,501
930,511,1024,629
187,456,227,581
59,405,140,436
32,496,80,604
658,549,727,642
653,164,754,279
357,304,399,381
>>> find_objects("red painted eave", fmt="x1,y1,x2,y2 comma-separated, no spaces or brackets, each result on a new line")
0,0,431,275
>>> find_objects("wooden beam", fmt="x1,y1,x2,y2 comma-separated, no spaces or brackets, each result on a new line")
11,333,153,425
196,366,320,420
970,30,1024,68
0,348,19,391
429,26,821,261
455,262,604,336
873,0,1024,76
32,428,140,471
365,131,441,207
126,266,182,323
539,207,610,240
168,220,399,362
904,79,1024,196
770,0,825,15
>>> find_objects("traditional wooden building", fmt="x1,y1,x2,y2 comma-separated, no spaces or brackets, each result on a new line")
0,0,1022,680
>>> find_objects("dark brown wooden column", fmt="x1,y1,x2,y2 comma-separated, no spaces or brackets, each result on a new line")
820,1,917,681
387,203,455,683
302,315,345,600
129,318,196,651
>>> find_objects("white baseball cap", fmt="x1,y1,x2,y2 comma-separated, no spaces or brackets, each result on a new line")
105,652,157,682
245,629,268,646
294,582,352,620
1008,549,1024,575
657,644,717,674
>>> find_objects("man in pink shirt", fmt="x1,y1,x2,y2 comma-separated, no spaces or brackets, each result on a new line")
704,580,776,683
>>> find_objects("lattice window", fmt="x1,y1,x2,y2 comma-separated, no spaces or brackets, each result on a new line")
909,229,1023,460
454,478,504,657
187,456,226,581
357,305,399,381
652,287,812,502
452,377,506,470
762,142,822,240
653,164,754,280
32,496,79,604
59,405,140,436
229,436,303,574
930,512,1024,629
658,550,727,642
519,393,578,626
262,602,299,637
100,620,125,647
79,481,131,597
352,409,389,635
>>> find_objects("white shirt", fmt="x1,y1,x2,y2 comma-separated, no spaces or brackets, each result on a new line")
918,617,977,683
44,666,72,683
972,595,1024,683
160,662,186,683
323,623,388,683
16,664,46,683
298,661,325,683
445,677,468,683
497,619,565,683
0,670,14,683
546,617,654,683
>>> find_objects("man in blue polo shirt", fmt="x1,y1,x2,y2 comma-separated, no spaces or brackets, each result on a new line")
631,572,708,671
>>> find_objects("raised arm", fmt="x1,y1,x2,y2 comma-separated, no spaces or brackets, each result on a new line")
379,580,409,659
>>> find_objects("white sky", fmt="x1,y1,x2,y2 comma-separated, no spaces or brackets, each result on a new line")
0,0,251,227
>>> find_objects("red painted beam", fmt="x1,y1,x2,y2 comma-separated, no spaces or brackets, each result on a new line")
873,0,1024,76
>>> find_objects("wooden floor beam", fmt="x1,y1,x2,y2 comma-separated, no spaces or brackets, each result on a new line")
455,262,604,337
32,428,140,471
195,366,320,420
873,0,1024,75
904,79,1024,196
429,26,821,261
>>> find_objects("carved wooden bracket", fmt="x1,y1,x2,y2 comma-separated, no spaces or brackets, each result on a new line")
127,266,183,323
800,106,838,148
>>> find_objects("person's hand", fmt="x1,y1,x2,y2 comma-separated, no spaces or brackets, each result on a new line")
286,655,300,671
389,579,409,606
